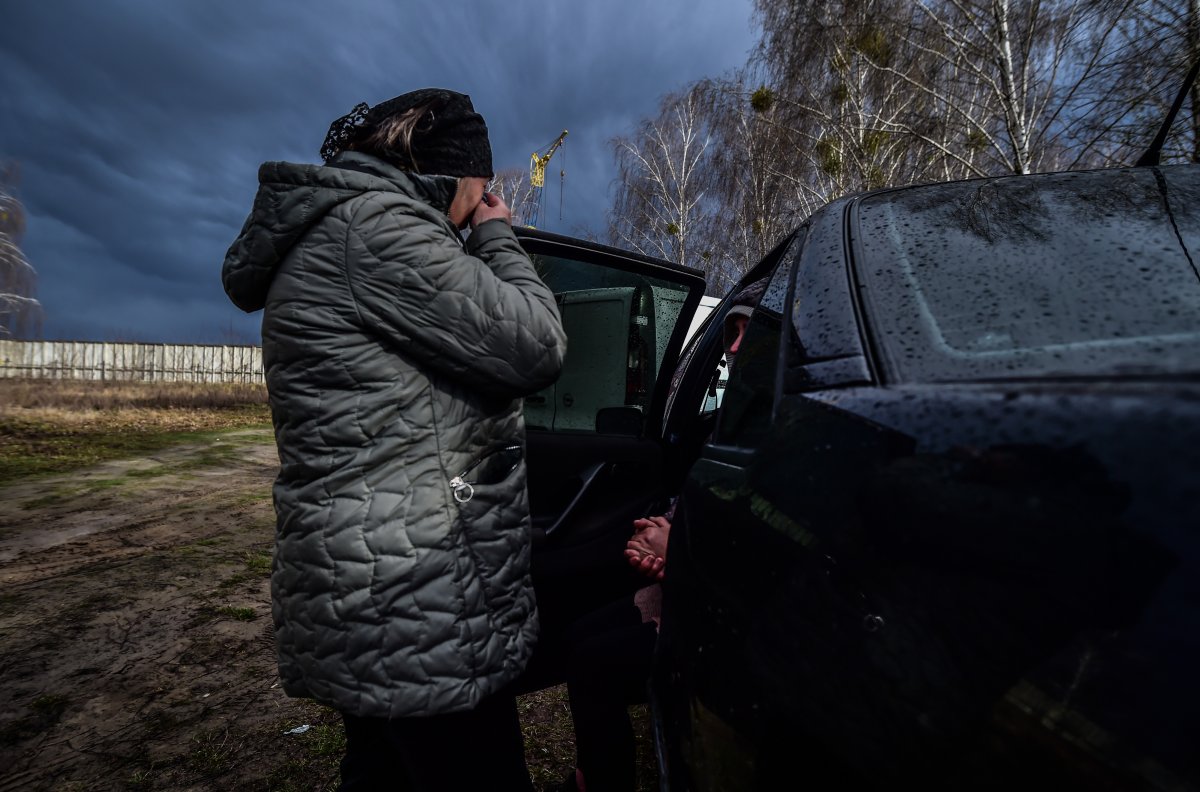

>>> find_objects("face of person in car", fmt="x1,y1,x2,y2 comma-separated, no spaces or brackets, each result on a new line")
723,313,750,371
726,315,748,356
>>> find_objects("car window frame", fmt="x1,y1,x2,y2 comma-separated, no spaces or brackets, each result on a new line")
775,198,880,395
663,231,803,445
515,227,706,439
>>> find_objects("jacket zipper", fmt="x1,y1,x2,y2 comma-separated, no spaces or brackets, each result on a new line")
449,444,522,504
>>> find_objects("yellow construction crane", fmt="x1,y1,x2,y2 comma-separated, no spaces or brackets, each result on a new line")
528,129,567,228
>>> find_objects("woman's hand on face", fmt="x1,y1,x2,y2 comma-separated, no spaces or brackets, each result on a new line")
471,192,511,228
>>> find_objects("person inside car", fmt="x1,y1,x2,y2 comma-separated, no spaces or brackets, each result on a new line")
557,282,763,792
624,283,757,578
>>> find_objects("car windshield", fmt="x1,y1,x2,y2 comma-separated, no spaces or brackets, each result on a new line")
853,166,1200,382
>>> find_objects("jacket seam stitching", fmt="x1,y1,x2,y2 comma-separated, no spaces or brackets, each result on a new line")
424,374,485,682
341,193,380,330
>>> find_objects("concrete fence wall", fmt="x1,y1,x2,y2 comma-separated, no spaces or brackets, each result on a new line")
0,340,264,383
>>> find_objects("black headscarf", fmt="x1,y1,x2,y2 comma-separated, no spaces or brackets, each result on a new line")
320,88,493,178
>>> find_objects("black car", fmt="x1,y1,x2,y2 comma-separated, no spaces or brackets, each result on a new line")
513,163,1200,790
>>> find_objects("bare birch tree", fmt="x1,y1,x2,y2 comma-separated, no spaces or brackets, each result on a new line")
688,76,806,292
607,88,711,271
1075,0,1200,165
0,164,42,339
605,0,1189,296
749,0,994,214
903,0,1138,173
753,0,1142,180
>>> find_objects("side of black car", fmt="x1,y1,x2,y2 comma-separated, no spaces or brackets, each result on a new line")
649,165,1200,790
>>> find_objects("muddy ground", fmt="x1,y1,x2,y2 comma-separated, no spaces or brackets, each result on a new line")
0,428,627,791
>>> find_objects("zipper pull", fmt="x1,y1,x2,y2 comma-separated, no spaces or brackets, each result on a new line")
449,476,474,504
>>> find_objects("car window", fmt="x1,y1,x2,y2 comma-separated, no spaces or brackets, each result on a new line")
672,299,728,415
712,257,793,447
662,231,803,441
854,166,1200,382
524,253,694,434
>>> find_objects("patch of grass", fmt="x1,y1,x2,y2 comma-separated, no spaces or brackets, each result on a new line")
518,685,658,791
0,379,268,411
173,544,209,559
0,422,266,483
20,486,86,510
521,685,576,783
307,722,346,758
245,550,272,576
186,728,237,777
123,465,172,480
16,431,273,497
127,765,156,790
217,572,252,592
265,767,337,792
263,705,343,792
232,489,274,506
214,605,256,621
81,477,128,491
0,381,272,485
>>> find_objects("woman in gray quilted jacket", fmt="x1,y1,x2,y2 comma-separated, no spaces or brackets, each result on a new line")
221,88,566,791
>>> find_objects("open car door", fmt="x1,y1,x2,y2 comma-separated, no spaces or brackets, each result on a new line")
512,228,706,686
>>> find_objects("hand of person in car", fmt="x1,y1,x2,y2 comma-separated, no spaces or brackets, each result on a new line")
625,515,670,581
625,549,666,580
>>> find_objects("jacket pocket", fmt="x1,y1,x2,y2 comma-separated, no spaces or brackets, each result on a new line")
448,444,529,620
448,444,523,505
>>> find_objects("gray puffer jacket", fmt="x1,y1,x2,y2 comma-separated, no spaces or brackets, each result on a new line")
221,151,566,718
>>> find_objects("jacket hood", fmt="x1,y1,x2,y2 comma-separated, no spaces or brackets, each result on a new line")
222,152,459,312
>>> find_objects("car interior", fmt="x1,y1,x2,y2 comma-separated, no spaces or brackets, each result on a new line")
507,232,704,690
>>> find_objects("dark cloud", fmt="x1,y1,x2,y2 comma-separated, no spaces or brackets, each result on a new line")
0,0,755,343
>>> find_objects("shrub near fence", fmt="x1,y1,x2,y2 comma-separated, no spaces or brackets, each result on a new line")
0,340,264,383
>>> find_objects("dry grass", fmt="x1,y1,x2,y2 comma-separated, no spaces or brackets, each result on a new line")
0,378,268,412
0,378,272,483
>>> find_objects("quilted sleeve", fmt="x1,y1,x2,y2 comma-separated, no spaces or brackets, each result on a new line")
345,194,566,399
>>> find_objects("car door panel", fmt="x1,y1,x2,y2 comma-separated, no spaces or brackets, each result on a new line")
511,229,705,688
513,230,704,548
526,431,664,552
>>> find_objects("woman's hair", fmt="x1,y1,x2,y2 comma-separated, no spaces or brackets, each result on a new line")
351,102,436,172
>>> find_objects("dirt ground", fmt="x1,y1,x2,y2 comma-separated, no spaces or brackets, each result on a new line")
0,428,620,791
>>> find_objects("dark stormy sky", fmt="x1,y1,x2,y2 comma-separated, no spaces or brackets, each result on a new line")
0,1,756,345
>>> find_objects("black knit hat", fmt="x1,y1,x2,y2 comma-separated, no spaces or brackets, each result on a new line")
320,88,493,177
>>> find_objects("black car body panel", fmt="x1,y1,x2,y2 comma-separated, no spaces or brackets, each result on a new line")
650,165,1200,790
659,382,1198,789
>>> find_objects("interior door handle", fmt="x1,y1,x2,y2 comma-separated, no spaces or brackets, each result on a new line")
545,462,608,538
